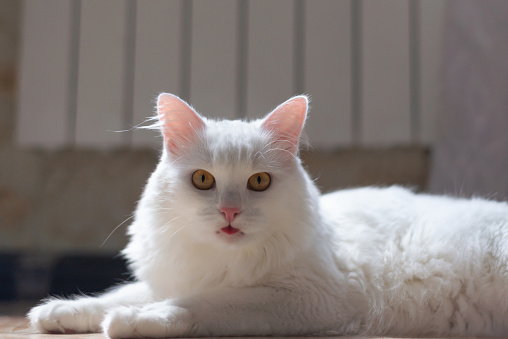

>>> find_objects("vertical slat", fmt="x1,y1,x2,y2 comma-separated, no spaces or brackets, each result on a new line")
246,0,294,119
420,0,445,144
179,0,193,102
351,0,362,144
293,0,305,95
18,0,443,150
132,0,182,148
17,0,74,148
190,0,237,119
409,0,420,142
75,0,128,148
304,0,352,148
122,0,137,145
361,0,411,145
236,0,249,119
67,0,81,145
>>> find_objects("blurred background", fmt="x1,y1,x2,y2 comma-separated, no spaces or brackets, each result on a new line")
1,0,508,308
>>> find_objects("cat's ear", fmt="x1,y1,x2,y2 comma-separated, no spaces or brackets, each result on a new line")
157,93,205,156
261,95,308,156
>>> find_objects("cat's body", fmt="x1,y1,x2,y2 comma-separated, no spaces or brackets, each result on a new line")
29,94,508,338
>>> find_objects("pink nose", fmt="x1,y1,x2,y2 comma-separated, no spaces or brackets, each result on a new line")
220,206,241,223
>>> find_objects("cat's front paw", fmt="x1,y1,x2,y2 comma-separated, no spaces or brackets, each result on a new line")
28,298,104,334
102,302,193,338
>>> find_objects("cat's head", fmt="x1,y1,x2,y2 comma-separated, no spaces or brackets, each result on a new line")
150,93,316,250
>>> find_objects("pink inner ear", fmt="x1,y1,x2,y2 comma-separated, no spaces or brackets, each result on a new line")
262,96,308,155
157,93,205,155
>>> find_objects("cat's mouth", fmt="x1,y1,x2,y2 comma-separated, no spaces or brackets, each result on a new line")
220,225,242,235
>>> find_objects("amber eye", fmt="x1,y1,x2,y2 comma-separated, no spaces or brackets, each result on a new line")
192,170,215,190
248,172,271,192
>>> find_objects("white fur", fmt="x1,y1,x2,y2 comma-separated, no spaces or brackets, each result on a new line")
29,95,508,338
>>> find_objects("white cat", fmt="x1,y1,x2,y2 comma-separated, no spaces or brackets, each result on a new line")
29,94,508,338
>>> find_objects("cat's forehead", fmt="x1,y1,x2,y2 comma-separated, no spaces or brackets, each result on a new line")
200,119,270,168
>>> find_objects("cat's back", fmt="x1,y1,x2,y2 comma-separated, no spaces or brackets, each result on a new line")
319,186,508,336
320,185,508,259
321,185,508,235
320,186,418,242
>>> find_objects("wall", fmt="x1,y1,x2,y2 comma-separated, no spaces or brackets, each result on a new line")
429,0,508,200
0,1,429,257
17,0,445,149
0,1,152,256
0,0,429,301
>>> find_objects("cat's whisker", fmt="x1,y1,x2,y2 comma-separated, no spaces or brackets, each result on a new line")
158,216,183,234
164,223,189,242
260,139,299,159
262,147,297,163
100,215,135,248
263,138,298,149
264,140,297,154
256,140,287,159
189,123,207,145
259,140,279,151
162,218,182,231
143,206,174,211
136,115,162,131
168,152,193,166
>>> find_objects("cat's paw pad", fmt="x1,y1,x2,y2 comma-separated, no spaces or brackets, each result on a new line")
103,303,193,338
28,298,103,334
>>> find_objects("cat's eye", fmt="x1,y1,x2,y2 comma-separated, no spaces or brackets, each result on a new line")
192,170,215,190
248,172,271,192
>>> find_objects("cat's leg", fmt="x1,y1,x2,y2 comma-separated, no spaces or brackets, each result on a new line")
103,286,333,338
28,281,152,334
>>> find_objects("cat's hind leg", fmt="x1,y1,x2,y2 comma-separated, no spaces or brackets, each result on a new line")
28,281,152,334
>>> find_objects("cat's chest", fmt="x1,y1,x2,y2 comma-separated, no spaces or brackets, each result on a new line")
142,244,280,298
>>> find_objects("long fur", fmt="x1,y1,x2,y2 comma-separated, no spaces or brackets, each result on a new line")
28,94,508,338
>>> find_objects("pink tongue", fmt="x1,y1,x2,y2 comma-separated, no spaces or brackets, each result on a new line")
221,225,239,235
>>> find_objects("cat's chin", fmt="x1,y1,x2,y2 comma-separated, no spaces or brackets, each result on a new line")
214,226,249,247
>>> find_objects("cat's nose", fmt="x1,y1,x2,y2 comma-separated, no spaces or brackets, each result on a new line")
220,206,241,224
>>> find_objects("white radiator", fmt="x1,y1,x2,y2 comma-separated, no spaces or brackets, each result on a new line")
16,0,445,150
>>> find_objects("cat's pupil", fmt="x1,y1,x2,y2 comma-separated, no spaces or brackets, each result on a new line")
257,176,261,184
201,174,205,183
